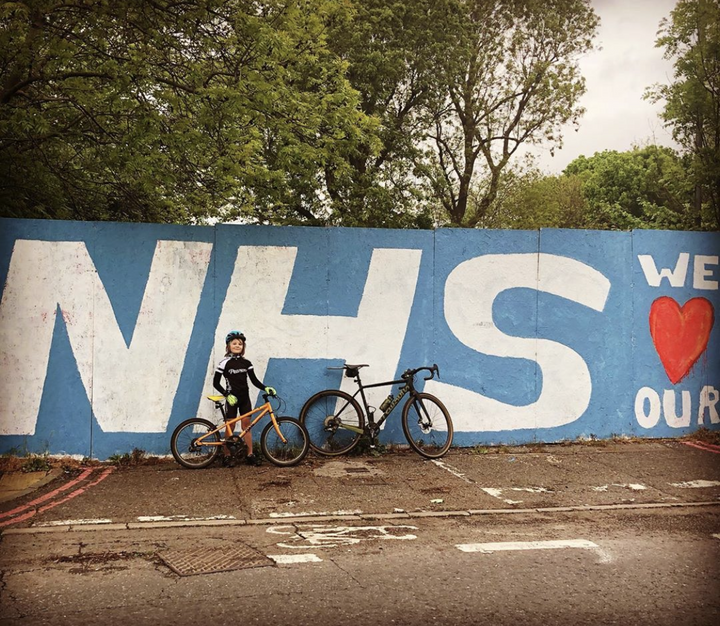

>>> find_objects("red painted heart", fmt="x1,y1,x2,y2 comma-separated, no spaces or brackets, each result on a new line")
649,296,715,384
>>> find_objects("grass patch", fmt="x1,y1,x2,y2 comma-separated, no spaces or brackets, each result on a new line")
107,448,148,467
21,454,52,473
0,450,167,473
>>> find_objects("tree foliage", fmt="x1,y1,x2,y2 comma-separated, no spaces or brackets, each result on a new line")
320,0,456,228
0,0,372,223
5,0,707,233
563,146,695,230
485,146,696,231
421,0,599,227
646,0,720,230
478,161,587,229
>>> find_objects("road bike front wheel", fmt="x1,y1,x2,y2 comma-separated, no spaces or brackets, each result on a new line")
401,393,453,459
300,390,365,456
170,418,221,469
261,417,310,467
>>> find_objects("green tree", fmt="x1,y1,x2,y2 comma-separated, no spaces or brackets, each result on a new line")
322,0,455,228
0,0,372,224
420,0,599,228
646,0,720,230
563,146,694,230
480,161,588,229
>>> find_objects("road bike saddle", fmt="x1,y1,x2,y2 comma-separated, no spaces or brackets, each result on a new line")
327,363,369,378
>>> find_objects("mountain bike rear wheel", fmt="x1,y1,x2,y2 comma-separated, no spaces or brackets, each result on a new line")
300,390,365,455
401,393,453,459
261,417,310,467
170,418,221,469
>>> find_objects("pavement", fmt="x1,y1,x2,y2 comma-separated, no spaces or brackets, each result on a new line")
0,467,63,504
1,438,719,534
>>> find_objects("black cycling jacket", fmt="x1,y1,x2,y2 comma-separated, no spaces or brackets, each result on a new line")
213,355,266,397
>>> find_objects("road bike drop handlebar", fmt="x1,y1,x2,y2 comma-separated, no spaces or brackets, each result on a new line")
401,364,440,381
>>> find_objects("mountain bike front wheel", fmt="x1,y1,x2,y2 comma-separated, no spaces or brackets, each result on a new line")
401,393,453,459
261,417,310,467
300,390,365,456
170,418,221,469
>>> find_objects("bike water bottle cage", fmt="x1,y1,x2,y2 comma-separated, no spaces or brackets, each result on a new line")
225,330,246,344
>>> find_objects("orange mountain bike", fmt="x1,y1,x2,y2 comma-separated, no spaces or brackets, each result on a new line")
171,393,309,469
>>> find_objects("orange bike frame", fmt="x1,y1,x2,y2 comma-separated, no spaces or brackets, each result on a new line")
195,402,286,446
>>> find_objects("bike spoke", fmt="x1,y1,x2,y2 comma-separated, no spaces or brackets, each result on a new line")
401,394,453,459
171,419,221,469
262,418,309,466
300,391,364,456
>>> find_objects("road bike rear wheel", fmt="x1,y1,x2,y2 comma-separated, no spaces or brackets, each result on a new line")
261,417,310,467
401,393,453,459
299,390,365,456
170,418,221,469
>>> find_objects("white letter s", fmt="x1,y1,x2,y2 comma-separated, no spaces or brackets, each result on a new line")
425,254,610,431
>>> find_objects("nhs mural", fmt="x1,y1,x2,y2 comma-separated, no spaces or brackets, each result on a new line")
0,218,717,459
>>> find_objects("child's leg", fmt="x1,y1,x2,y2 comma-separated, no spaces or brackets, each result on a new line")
224,403,239,454
238,393,253,453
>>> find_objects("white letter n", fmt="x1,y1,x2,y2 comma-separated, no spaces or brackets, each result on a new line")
0,239,212,435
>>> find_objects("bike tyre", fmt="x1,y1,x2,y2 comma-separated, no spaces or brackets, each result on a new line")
170,418,221,469
299,390,365,456
401,393,453,459
261,417,310,467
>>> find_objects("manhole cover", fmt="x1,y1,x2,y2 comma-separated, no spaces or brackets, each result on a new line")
158,544,274,576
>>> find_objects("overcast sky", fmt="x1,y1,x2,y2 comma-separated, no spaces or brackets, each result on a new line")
528,0,679,173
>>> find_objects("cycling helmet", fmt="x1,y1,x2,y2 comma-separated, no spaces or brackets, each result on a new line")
225,330,246,344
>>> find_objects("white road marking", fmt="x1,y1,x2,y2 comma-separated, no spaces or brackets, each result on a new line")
669,480,720,489
431,460,473,483
136,515,237,522
456,539,599,553
269,554,322,564
481,488,523,505
34,518,113,527
267,524,418,548
591,484,647,492
268,509,363,518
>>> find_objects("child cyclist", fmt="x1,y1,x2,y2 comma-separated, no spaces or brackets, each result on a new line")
213,330,276,466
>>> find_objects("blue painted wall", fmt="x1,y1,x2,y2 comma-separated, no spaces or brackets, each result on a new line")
0,218,717,458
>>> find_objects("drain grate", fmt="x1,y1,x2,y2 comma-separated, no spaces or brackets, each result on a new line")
157,544,274,576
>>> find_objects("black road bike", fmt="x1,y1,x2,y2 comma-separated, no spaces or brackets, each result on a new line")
299,364,453,459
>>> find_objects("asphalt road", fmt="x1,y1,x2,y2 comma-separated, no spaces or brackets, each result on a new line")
1,507,718,625
1,440,719,624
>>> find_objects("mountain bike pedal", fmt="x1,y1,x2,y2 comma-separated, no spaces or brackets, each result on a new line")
225,437,247,457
